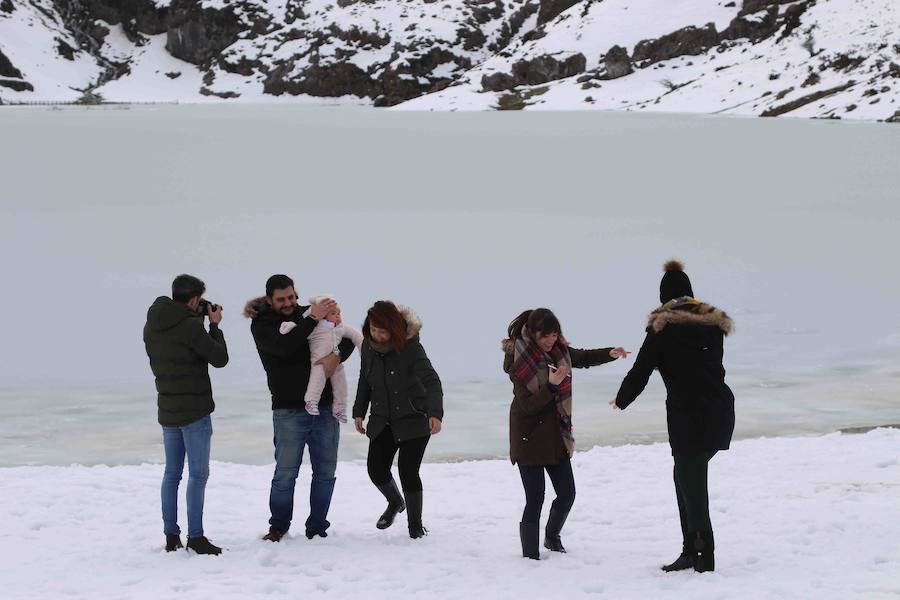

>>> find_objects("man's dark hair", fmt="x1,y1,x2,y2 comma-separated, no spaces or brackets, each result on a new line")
266,274,295,297
172,274,206,304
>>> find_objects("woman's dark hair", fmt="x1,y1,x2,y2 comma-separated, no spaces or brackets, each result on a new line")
507,308,562,340
172,274,205,304
363,300,408,353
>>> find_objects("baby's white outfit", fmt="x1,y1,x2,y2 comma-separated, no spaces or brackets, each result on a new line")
281,315,363,422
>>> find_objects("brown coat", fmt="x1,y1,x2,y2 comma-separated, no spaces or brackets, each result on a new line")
503,342,617,466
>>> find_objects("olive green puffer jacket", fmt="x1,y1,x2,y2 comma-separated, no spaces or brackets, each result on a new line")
144,296,228,426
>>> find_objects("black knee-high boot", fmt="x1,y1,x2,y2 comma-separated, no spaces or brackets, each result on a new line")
375,478,406,530
692,530,715,573
520,522,540,560
405,491,426,539
543,507,569,553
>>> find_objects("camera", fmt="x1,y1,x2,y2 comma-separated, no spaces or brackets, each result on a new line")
197,299,219,314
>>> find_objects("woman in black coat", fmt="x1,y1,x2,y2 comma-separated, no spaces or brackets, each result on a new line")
353,300,443,539
504,308,628,559
613,260,735,573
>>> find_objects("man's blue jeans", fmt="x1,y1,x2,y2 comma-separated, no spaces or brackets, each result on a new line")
269,409,339,536
161,415,212,538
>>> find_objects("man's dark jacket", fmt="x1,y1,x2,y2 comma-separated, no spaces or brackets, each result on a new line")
144,296,229,427
246,299,355,411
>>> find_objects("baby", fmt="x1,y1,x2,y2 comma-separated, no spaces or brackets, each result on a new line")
281,295,363,422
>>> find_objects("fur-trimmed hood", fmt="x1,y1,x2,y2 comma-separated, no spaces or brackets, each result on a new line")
501,338,515,355
243,296,268,319
647,302,733,335
398,306,423,339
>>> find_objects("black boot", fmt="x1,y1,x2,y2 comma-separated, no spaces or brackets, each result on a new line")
691,530,715,573
661,550,693,572
186,536,222,556
376,478,406,530
165,534,183,552
543,507,569,553
519,522,540,560
405,491,427,539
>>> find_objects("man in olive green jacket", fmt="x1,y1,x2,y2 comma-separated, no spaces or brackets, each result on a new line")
144,274,228,555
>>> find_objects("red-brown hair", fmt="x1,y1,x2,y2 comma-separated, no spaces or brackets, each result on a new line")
363,300,408,352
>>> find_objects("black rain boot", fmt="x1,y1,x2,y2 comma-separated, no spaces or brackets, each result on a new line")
691,530,715,573
519,522,540,560
405,491,427,539
376,478,406,530
186,536,222,556
543,507,569,553
165,534,183,552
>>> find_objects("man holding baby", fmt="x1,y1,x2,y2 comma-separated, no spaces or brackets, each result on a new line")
244,274,358,542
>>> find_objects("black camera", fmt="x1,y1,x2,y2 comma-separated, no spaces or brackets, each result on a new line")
197,299,219,314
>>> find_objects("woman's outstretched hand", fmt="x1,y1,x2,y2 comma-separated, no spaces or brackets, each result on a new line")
429,417,442,435
608,398,621,410
354,417,366,435
609,347,630,359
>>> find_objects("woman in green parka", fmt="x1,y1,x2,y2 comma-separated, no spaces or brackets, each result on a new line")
353,300,443,539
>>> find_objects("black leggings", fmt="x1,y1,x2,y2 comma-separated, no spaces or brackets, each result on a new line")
517,457,575,524
367,426,430,492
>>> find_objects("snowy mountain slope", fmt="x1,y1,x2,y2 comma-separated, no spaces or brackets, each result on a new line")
0,0,897,119
0,0,102,101
0,0,542,105
396,0,900,120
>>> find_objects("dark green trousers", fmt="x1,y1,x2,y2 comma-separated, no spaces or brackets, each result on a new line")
673,451,718,535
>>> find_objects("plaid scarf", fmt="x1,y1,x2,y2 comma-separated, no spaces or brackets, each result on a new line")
511,331,575,457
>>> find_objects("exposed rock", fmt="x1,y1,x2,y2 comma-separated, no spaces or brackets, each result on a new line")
489,1,540,52
886,110,900,123
511,52,586,85
632,23,719,65
826,53,866,72
165,71,182,79
537,0,580,26
739,0,795,17
0,49,24,79
1,0,13,14
167,0,245,65
200,87,240,99
85,0,169,36
601,45,632,79
761,80,855,116
0,78,34,92
482,71,517,91
264,61,375,98
721,7,779,42
56,39,77,61
777,0,814,41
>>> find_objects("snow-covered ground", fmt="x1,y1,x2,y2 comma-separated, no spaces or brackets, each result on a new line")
0,428,898,599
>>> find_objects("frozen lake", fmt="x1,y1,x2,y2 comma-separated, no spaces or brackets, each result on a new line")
0,105,898,466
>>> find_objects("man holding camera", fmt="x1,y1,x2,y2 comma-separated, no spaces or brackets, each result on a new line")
144,274,229,555
244,274,355,542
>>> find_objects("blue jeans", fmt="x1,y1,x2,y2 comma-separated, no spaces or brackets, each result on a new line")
269,409,339,536
161,415,212,538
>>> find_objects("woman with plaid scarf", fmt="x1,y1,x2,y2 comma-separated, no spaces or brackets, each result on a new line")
502,308,628,560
